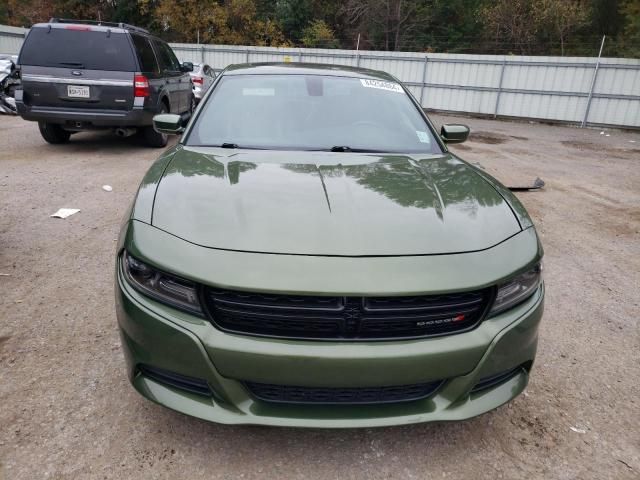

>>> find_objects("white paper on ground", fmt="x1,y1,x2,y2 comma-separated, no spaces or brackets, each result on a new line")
102,185,113,192
51,208,80,219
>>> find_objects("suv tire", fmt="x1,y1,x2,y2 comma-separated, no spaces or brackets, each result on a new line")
38,122,71,144
143,105,169,148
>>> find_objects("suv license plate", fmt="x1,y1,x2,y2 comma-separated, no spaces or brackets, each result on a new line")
67,85,90,98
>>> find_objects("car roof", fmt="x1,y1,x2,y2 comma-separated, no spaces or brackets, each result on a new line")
223,62,397,82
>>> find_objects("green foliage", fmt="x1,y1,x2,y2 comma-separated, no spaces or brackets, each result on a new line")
112,0,159,33
621,0,640,45
301,19,339,48
0,2,8,24
275,0,312,43
2,0,639,57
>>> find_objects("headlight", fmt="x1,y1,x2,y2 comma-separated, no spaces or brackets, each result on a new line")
489,264,542,316
122,251,202,315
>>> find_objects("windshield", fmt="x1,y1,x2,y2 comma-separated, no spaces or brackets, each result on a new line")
187,74,442,153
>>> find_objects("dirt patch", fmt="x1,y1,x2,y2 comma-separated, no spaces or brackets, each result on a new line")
560,140,640,160
469,131,508,144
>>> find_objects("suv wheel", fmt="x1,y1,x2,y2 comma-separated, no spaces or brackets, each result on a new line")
144,105,169,148
38,122,71,144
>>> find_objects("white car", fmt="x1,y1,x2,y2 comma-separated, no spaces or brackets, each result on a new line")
189,63,216,102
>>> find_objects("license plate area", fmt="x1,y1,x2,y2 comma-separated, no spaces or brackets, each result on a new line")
67,85,90,98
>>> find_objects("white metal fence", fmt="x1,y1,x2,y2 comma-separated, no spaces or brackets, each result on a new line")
2,24,639,128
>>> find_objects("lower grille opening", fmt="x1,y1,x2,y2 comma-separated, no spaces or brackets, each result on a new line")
245,380,443,405
138,364,212,397
470,365,526,394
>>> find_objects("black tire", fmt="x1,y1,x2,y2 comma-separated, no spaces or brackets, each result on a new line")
144,104,169,148
189,95,196,116
38,122,71,144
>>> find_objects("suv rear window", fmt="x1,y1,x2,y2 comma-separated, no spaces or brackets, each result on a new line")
19,27,137,71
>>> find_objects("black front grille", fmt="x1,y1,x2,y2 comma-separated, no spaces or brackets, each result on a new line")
245,380,443,405
204,288,492,340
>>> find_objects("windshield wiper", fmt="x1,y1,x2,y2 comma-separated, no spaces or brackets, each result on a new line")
329,146,389,153
58,62,85,68
220,143,239,148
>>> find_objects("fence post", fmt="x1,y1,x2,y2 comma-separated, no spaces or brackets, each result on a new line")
582,35,606,128
419,56,428,106
493,59,507,119
201,45,205,64
356,53,361,67
246,48,250,64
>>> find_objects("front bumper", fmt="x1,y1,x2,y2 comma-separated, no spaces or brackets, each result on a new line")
116,260,544,428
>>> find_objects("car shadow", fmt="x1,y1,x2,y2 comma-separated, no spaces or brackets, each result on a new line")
39,129,179,154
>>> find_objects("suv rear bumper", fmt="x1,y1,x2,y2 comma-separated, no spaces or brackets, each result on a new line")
16,97,155,128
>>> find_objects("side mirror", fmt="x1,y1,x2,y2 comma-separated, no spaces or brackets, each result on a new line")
441,124,470,144
181,62,194,72
153,114,184,135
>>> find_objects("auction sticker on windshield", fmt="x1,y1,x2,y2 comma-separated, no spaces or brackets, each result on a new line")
360,79,403,93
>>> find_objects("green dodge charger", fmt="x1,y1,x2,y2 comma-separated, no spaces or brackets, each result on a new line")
115,63,544,428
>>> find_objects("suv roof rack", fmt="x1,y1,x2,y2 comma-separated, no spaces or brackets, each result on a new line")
48,18,150,34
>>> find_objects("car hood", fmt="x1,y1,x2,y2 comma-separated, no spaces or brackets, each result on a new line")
151,147,521,256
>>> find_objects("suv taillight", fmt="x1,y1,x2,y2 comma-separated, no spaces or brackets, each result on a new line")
134,74,149,98
192,76,204,85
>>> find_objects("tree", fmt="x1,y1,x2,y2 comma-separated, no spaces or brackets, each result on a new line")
153,0,287,46
275,0,312,43
154,0,223,43
5,0,57,26
480,0,539,55
223,0,289,46
112,0,158,33
343,0,430,51
0,0,637,57
414,0,485,53
0,2,8,24
533,0,590,56
301,19,339,47
620,0,640,53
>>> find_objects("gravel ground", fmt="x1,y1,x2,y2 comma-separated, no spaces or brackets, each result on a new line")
0,114,638,480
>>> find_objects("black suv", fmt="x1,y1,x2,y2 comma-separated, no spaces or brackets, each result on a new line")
15,19,194,147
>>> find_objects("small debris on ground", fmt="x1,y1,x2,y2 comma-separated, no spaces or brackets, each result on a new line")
102,185,113,192
0,273,11,276
50,208,80,219
570,426,587,434
508,177,545,191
